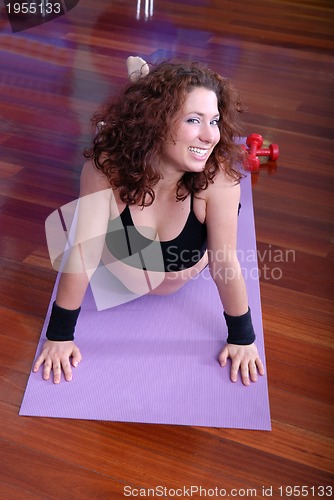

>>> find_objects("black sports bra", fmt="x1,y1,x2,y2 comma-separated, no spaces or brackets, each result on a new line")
105,195,207,272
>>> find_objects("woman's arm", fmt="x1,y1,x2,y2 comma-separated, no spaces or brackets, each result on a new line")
33,160,112,383
56,161,112,307
205,171,264,385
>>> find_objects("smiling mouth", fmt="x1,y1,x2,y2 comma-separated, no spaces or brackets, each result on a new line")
188,147,208,157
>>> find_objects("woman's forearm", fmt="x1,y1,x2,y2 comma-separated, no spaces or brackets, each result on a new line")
210,258,256,345
210,259,249,316
55,271,90,310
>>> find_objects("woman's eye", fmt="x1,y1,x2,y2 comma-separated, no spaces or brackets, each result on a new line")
186,118,220,125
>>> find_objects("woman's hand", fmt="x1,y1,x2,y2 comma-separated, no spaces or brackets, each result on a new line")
219,343,264,386
33,340,82,384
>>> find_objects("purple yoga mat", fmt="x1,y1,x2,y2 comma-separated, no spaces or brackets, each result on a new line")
20,173,271,429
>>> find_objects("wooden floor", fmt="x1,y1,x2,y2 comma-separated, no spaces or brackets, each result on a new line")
1,0,333,498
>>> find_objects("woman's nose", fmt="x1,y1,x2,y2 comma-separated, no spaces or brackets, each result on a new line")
199,123,216,143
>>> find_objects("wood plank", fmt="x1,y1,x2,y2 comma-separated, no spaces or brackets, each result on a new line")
0,440,124,500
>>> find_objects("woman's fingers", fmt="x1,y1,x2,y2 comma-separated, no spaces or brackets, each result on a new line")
219,343,265,386
230,359,239,383
240,359,251,386
33,351,47,373
248,360,258,383
218,345,228,367
61,358,72,382
51,360,62,384
71,345,82,368
42,357,53,381
256,356,265,376
32,340,81,383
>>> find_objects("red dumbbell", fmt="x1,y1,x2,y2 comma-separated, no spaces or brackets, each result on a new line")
244,133,279,171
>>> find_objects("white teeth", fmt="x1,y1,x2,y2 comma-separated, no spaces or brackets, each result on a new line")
188,147,207,156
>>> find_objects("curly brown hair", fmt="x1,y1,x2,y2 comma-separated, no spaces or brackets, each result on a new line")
84,60,245,206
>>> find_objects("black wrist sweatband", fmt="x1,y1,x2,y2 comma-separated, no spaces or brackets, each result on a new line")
46,301,81,341
223,307,256,345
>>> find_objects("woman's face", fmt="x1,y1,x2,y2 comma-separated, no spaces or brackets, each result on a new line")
161,87,220,175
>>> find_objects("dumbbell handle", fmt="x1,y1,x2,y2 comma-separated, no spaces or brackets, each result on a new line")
245,133,263,170
255,143,279,160
256,147,270,155
247,134,263,155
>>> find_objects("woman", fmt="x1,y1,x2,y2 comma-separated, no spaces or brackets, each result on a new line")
33,57,264,385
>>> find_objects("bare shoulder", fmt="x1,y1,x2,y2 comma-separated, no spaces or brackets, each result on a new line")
204,167,241,209
80,159,111,197
204,167,241,245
